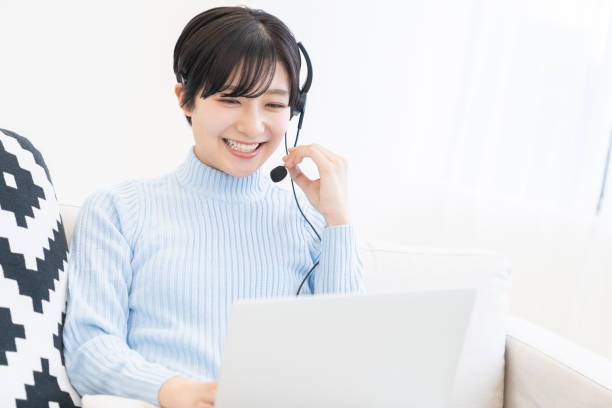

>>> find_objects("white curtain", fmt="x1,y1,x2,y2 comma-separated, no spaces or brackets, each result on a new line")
357,0,612,358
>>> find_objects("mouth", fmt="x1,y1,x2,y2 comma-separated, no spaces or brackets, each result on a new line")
223,138,267,158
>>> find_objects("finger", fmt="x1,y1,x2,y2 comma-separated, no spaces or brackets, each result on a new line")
289,144,346,169
198,395,216,404
287,163,314,190
286,145,334,173
310,143,343,163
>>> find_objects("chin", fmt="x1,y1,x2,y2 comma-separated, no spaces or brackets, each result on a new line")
226,166,258,178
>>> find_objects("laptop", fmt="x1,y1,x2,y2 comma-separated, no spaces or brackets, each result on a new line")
214,289,475,408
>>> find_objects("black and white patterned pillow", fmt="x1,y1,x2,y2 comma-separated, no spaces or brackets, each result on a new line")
0,128,80,407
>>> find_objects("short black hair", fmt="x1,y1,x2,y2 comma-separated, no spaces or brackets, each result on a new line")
173,6,301,126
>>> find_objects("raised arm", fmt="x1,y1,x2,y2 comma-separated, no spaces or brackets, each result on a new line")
299,195,366,295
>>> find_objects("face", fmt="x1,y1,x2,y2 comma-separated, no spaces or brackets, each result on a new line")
175,63,292,178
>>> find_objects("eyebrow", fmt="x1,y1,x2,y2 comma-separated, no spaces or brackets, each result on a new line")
221,85,289,96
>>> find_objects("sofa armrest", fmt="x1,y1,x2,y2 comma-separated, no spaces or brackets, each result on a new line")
81,395,156,408
504,316,612,407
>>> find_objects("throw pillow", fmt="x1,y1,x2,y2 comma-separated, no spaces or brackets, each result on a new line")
0,128,81,407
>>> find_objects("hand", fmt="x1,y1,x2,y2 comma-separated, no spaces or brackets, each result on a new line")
282,143,351,226
158,376,218,408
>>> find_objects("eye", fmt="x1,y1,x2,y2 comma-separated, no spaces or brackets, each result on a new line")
219,98,240,105
267,103,287,109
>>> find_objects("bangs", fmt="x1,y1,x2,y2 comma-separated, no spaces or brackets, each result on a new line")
199,28,279,99
216,55,278,99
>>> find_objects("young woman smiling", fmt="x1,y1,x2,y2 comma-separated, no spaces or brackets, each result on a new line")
63,6,365,408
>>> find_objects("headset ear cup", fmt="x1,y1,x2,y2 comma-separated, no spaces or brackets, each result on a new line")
292,92,306,118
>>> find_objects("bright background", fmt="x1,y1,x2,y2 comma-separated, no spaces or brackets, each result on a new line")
1,0,611,359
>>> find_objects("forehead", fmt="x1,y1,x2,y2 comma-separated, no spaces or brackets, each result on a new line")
268,63,289,87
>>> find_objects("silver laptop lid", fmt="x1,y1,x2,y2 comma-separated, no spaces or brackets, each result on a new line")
215,289,475,408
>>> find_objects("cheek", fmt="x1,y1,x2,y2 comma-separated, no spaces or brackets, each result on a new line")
194,106,235,138
270,113,291,138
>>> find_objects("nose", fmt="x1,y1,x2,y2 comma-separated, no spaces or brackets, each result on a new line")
236,103,265,138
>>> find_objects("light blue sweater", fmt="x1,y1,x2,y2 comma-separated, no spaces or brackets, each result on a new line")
63,146,365,406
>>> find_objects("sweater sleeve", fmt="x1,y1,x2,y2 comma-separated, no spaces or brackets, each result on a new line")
63,183,181,406
297,193,366,295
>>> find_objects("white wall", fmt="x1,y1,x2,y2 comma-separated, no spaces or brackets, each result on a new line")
1,0,611,359
0,0,371,206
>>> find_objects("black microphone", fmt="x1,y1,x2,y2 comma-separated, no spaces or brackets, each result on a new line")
270,165,288,183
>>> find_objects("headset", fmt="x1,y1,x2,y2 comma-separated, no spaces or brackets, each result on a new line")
268,42,319,296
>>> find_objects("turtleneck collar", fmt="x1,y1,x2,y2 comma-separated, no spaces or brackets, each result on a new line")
175,146,269,201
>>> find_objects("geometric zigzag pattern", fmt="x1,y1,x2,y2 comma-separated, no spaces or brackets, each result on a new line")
0,128,80,407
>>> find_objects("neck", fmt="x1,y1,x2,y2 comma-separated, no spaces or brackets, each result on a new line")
175,146,268,202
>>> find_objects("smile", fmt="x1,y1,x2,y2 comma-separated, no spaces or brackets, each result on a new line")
223,138,266,158
223,138,262,152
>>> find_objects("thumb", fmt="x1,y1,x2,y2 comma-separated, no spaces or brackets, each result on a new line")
287,165,311,190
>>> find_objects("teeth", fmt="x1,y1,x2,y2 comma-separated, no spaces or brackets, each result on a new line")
224,138,261,153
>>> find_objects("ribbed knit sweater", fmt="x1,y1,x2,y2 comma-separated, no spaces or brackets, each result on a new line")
63,145,365,406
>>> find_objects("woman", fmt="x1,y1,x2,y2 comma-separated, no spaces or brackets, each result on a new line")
63,6,365,408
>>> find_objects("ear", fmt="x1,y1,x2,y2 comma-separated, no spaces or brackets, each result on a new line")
174,83,192,117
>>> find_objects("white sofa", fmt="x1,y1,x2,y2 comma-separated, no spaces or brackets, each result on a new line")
59,205,612,407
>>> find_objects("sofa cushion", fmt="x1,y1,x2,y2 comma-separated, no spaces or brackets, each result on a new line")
504,316,612,407
0,129,81,407
359,239,511,408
